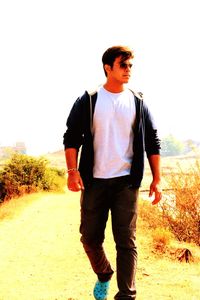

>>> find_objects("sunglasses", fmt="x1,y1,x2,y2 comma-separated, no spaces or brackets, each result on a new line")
119,62,133,69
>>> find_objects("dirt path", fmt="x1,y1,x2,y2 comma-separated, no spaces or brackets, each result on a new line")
0,192,199,300
0,192,92,300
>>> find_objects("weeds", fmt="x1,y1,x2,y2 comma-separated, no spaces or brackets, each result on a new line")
152,227,172,252
160,159,200,246
140,158,200,246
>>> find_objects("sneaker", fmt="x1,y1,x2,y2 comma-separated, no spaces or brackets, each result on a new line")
93,280,110,300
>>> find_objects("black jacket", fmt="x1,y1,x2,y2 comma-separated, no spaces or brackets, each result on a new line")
63,90,161,188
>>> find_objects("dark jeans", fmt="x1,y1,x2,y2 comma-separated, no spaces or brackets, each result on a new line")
80,176,139,300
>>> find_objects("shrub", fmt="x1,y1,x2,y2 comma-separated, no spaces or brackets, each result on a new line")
160,159,200,246
138,199,168,229
152,227,172,253
0,153,66,202
138,200,173,253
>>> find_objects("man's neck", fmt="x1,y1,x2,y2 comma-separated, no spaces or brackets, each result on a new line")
103,82,125,93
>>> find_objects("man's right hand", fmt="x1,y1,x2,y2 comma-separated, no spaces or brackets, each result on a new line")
67,170,84,192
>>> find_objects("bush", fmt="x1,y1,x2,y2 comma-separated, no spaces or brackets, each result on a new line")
160,160,200,246
138,199,173,253
152,227,172,253
0,153,66,202
138,199,168,229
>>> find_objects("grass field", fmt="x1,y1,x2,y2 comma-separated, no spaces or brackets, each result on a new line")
0,190,199,300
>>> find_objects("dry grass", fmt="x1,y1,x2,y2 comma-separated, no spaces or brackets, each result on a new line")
0,193,40,220
0,191,199,300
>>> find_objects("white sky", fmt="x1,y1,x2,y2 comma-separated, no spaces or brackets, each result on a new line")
0,0,199,155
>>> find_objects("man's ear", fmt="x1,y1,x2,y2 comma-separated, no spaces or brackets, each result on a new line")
104,64,111,74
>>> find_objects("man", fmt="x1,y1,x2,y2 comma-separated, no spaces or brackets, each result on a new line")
63,46,162,300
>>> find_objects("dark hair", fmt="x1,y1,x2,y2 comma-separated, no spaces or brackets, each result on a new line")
102,45,134,76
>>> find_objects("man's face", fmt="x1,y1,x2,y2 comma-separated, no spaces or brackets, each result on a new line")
106,56,133,84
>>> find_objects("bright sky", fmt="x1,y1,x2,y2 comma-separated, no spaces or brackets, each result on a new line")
0,0,199,155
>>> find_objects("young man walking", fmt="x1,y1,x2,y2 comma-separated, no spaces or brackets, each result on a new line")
63,46,162,300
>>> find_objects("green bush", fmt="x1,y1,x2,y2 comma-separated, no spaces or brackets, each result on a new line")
0,153,66,202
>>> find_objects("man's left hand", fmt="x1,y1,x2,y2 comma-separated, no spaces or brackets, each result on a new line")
149,180,162,205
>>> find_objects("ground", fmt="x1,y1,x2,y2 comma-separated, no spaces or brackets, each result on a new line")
0,191,199,300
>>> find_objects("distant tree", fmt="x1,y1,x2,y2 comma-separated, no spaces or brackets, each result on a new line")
184,139,200,155
161,134,185,156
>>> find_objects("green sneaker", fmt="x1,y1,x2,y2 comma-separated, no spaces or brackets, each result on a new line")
93,280,110,300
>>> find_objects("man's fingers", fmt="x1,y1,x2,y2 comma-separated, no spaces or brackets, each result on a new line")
151,191,162,205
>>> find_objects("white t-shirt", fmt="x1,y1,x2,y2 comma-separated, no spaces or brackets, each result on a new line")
93,86,136,178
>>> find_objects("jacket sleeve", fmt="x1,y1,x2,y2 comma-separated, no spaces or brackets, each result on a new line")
142,102,161,156
63,96,85,150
